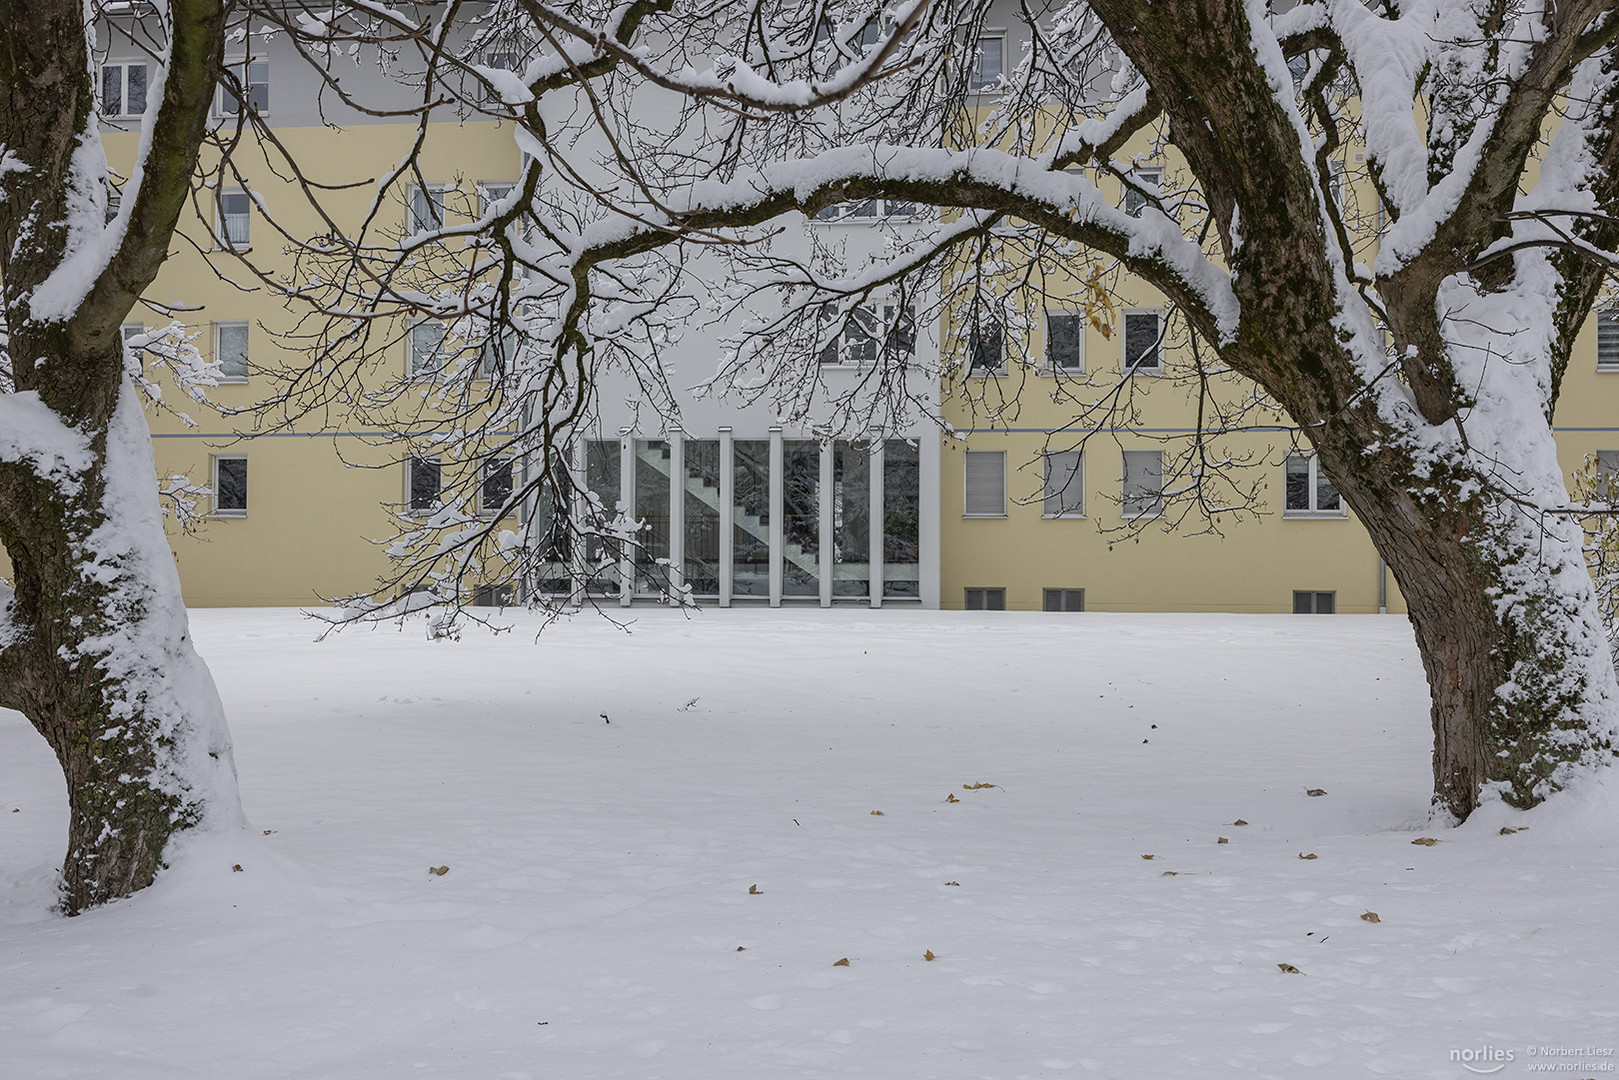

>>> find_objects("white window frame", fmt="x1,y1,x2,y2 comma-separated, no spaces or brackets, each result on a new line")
964,449,1007,518
1044,308,1086,373
214,321,249,384
964,587,1006,610
408,320,447,377
407,456,443,515
99,61,149,120
215,56,269,116
1122,307,1164,375
1597,305,1619,372
968,34,1005,91
1282,453,1346,517
409,184,448,234
966,317,1005,376
820,302,915,367
478,181,516,218
810,198,923,223
216,188,251,249
1123,168,1162,218
211,455,248,518
481,50,522,104
1042,449,1084,518
1121,449,1164,518
479,458,516,519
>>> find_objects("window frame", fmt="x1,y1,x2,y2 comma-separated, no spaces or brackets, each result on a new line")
99,61,149,120
1123,167,1162,219
819,302,916,367
211,454,248,518
809,198,923,223
215,56,269,116
407,456,443,515
1293,590,1336,614
408,183,448,234
968,34,1005,91
478,181,516,218
213,321,250,384
964,587,1007,610
1042,588,1085,612
966,317,1005,376
1282,453,1346,517
216,188,251,249
963,449,1007,518
1121,307,1164,375
1044,308,1086,373
407,320,447,378
1597,305,1619,372
479,458,516,519
1121,449,1164,519
1041,449,1085,518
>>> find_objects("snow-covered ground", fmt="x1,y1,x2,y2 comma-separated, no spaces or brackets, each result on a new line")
1,609,1615,1079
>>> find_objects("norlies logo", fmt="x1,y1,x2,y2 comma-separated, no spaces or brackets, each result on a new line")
1452,1046,1516,1074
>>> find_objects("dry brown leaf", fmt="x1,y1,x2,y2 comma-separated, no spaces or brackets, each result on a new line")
261,829,274,835
1360,911,1381,923
1217,837,1229,844
1233,819,1248,826
1411,837,1439,846
1306,789,1328,797
833,957,850,967
945,793,959,803
1298,852,1318,860
231,864,243,872
962,782,998,790
1277,963,1303,974
1161,870,1180,876
1499,826,1526,835
748,884,761,894
944,881,960,886
1141,854,1156,860
736,946,746,951
428,865,449,876
869,810,884,816
923,950,936,961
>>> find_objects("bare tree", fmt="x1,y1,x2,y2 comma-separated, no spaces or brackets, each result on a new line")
262,0,1619,821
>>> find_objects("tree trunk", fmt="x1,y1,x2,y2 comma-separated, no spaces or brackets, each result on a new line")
0,375,243,914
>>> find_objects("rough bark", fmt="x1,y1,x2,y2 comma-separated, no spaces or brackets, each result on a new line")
0,0,243,913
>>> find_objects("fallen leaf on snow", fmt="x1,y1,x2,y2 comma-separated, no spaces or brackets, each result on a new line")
1298,852,1318,860
736,946,746,951
1306,789,1327,797
1161,870,1181,876
1361,911,1381,923
232,864,243,872
1411,837,1439,846
944,881,960,886
833,957,850,967
748,884,761,894
945,793,959,803
962,782,998,790
870,810,884,816
1141,854,1156,860
1233,819,1248,826
1277,963,1303,974
923,950,936,961
429,865,449,876
1217,837,1229,844
1500,826,1526,835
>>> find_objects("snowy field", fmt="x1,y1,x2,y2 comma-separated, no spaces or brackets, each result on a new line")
1,609,1616,1080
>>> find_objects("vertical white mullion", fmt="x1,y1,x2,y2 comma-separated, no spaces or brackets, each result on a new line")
819,440,834,608
919,430,941,609
719,428,734,607
768,427,784,607
869,438,885,609
668,436,685,602
619,434,634,607
567,440,587,608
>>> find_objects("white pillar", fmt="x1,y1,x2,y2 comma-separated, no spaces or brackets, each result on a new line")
719,428,734,607
567,439,586,609
819,440,834,608
768,427,783,608
668,436,685,603
869,439,885,609
619,433,634,607
919,430,941,609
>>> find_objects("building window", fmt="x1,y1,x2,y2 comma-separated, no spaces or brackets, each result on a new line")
1598,306,1619,371
408,457,442,513
218,58,269,114
481,459,514,518
1046,310,1085,371
479,182,515,216
969,36,1004,90
121,322,144,358
1284,454,1343,514
481,51,521,103
1327,160,1346,209
1123,168,1161,218
473,583,515,607
1122,449,1164,517
965,587,1006,610
1294,590,1335,614
821,304,915,366
1042,449,1083,517
967,317,1004,374
408,321,446,376
409,185,447,233
1596,450,1619,478
212,456,247,516
964,449,1006,517
1043,588,1085,612
100,62,148,118
811,198,921,222
214,322,249,382
217,189,251,248
105,187,121,224
1123,309,1163,373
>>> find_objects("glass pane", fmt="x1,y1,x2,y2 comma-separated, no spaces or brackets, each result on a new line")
969,319,1003,372
1285,456,1311,511
247,61,269,111
633,441,672,596
1315,465,1341,511
482,459,513,515
216,324,248,379
222,192,250,245
102,66,122,116
732,440,770,597
833,442,870,598
410,322,444,374
216,458,247,511
682,440,721,596
782,440,819,597
1123,450,1162,515
1317,592,1335,614
971,37,1003,88
409,458,440,511
1043,450,1082,516
883,440,920,597
531,456,572,593
1048,313,1084,369
1293,591,1312,614
127,63,147,114
1125,312,1160,369
584,439,621,595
